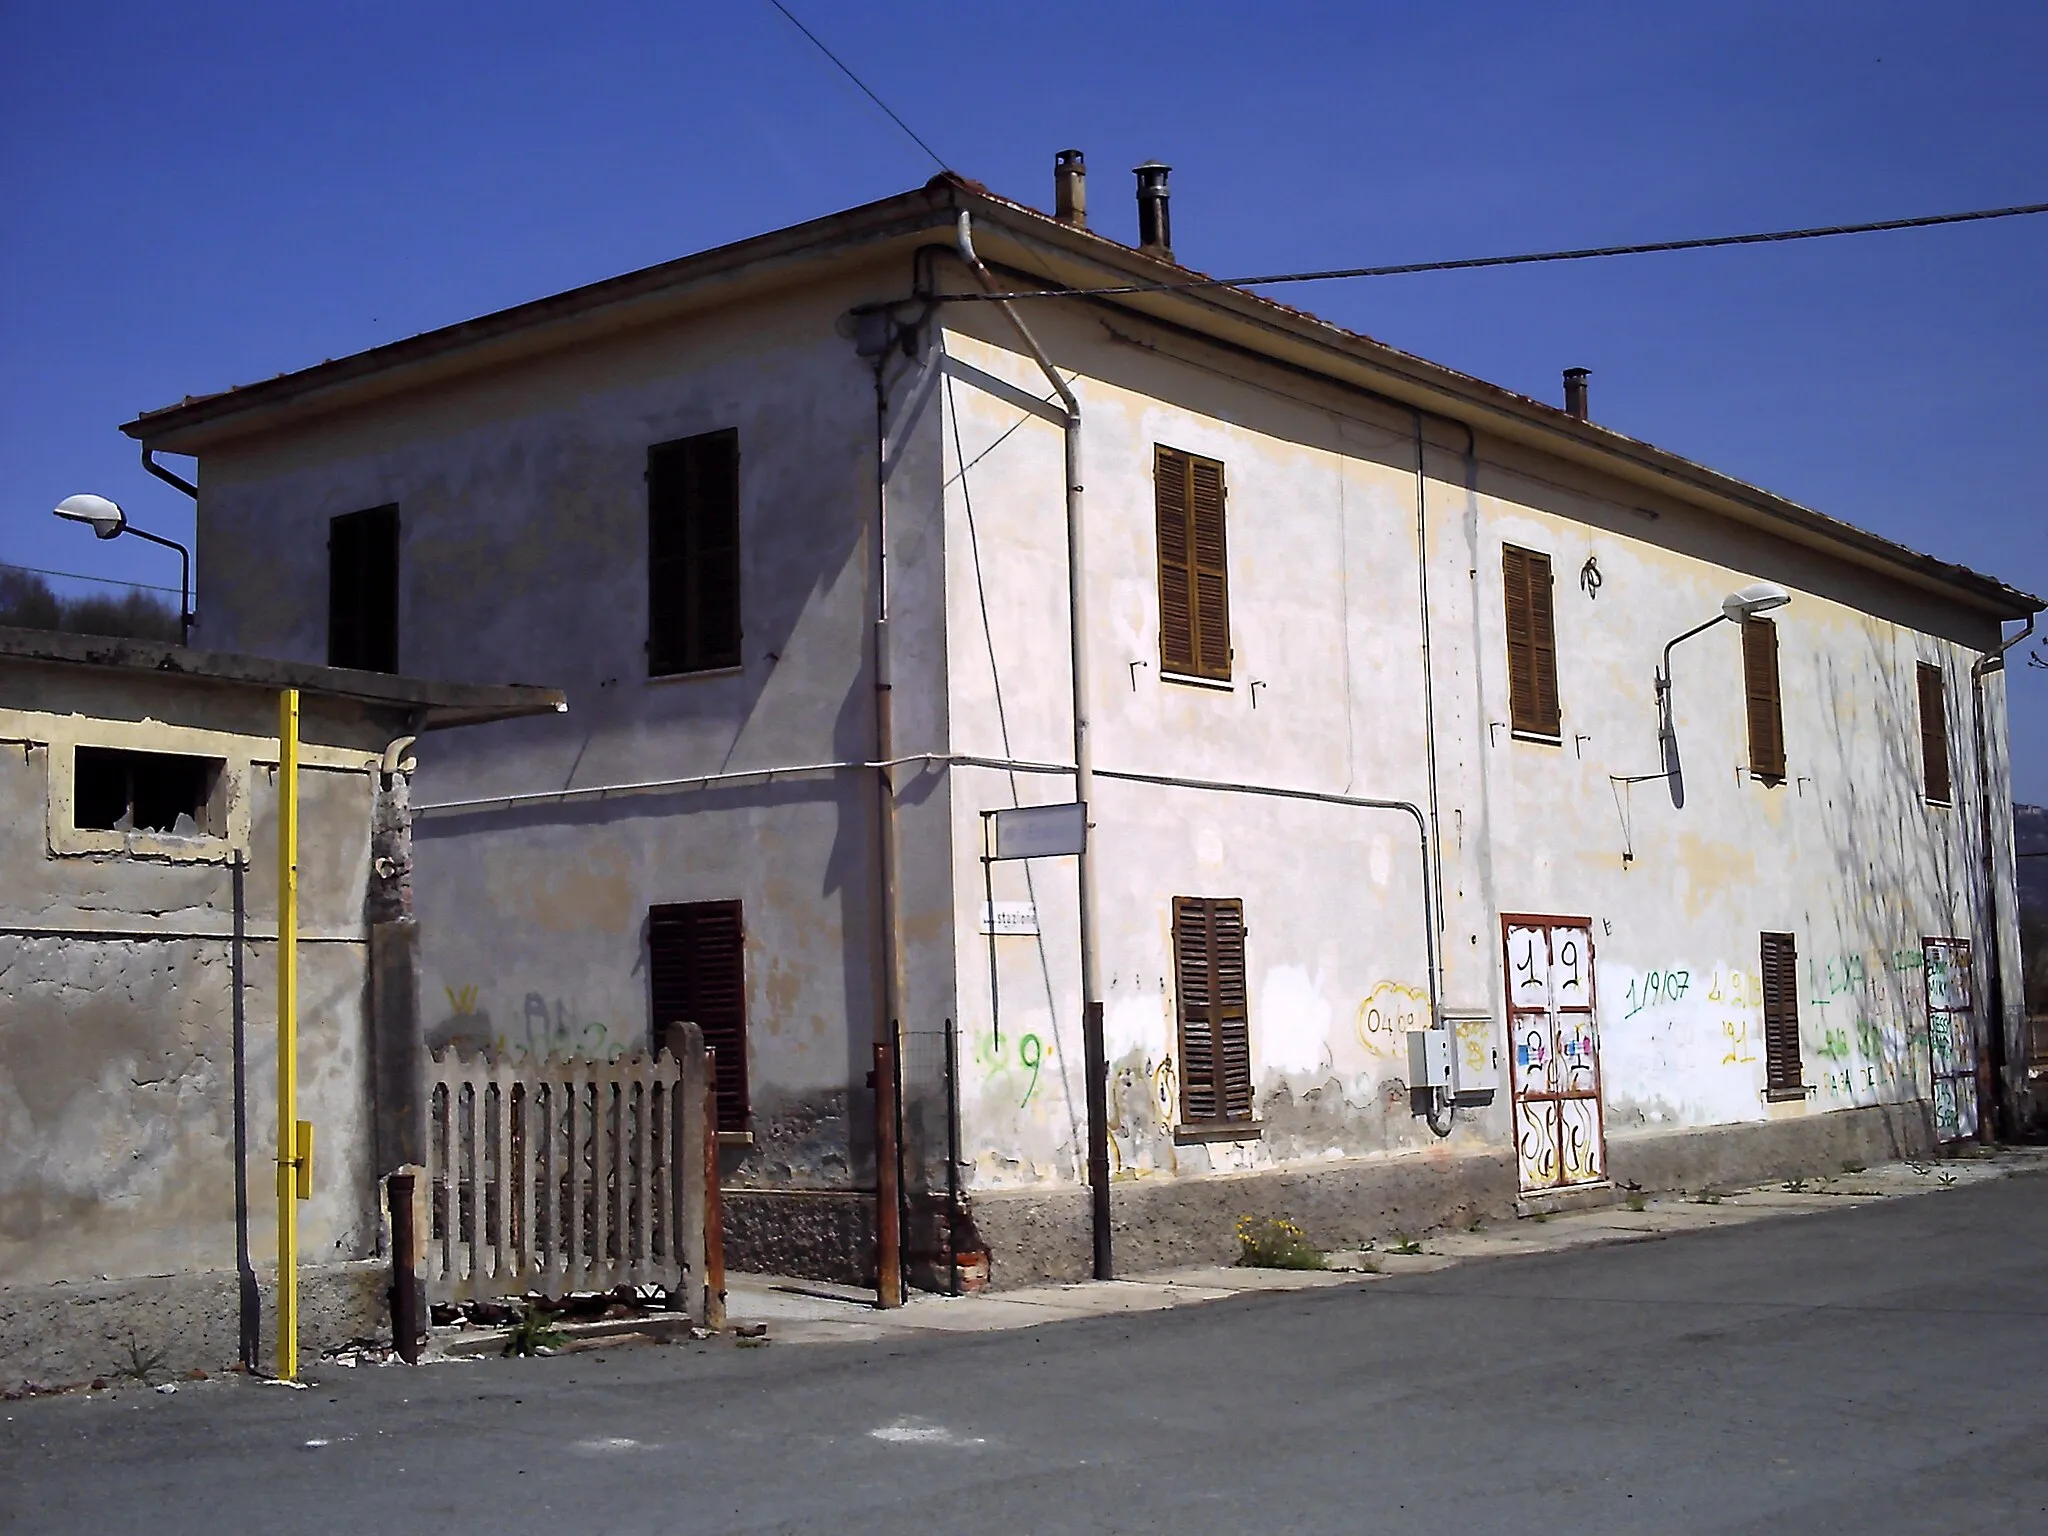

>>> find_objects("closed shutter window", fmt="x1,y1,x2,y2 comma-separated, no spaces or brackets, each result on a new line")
1501,544,1560,738
648,900,749,1130
328,505,399,673
1155,446,1232,681
1917,662,1951,804
1172,897,1253,1123
648,429,742,676
1742,616,1786,782
1759,931,1803,1097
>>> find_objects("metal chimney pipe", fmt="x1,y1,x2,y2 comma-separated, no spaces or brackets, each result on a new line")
1134,161,1172,259
1055,149,1087,228
1563,367,1591,420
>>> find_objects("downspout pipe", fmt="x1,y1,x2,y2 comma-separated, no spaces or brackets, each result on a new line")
140,447,199,645
868,343,905,1306
1412,413,1446,977
954,212,1113,1279
1970,611,2036,1139
142,446,199,499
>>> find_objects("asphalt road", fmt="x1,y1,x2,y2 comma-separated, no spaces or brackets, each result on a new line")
7,1173,2046,1535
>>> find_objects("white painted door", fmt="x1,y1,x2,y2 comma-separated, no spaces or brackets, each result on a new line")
1504,917,1607,1192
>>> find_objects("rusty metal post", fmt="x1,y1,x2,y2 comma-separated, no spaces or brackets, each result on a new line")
387,1170,421,1364
874,1039,903,1308
703,1049,727,1330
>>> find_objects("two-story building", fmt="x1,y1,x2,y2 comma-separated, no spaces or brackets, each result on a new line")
121,159,2040,1286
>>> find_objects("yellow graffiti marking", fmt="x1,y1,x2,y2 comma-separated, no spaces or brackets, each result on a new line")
1355,980,1428,1053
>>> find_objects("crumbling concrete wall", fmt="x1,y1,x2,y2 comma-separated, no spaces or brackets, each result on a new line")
0,673,399,1334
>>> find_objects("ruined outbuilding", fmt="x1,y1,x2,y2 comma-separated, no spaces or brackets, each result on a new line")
0,628,560,1382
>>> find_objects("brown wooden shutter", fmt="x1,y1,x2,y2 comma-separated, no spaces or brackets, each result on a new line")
1502,545,1560,737
1155,446,1231,681
1189,456,1231,680
328,505,399,673
1759,931,1802,1095
1173,897,1253,1123
1742,616,1786,781
648,429,742,675
1917,662,1951,803
1155,447,1195,675
649,900,749,1129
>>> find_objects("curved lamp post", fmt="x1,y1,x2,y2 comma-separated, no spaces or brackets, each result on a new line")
1653,581,1791,805
53,494,192,645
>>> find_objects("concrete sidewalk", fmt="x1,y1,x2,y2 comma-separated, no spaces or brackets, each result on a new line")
432,1144,2047,1356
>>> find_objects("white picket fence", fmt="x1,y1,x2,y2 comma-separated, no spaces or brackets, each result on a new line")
424,1023,710,1320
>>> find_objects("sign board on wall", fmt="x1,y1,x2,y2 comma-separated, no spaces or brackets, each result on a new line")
979,902,1041,936
985,802,1087,861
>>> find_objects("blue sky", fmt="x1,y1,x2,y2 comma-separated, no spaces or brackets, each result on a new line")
4,1,2044,794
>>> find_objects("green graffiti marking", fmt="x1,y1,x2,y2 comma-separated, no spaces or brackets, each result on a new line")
1019,1033,1043,1107
1820,1027,1850,1061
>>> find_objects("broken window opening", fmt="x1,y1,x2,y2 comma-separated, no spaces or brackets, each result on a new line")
74,746,225,837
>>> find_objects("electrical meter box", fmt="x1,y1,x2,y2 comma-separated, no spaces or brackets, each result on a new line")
1407,1027,1455,1090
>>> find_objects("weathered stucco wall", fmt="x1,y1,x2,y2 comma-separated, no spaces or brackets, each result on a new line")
0,671,397,1293
936,303,2020,1202
192,258,957,1222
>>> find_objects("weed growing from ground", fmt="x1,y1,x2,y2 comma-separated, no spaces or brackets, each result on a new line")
502,1304,565,1358
1235,1215,1326,1270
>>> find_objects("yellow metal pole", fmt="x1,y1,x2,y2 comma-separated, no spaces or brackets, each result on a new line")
276,688,301,1379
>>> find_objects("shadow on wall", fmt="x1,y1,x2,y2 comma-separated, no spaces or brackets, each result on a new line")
1803,626,1966,1152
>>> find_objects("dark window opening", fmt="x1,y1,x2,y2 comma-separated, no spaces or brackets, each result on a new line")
648,900,749,1130
1154,445,1232,681
1760,931,1804,1098
1917,662,1951,804
1173,896,1253,1123
74,746,223,836
1502,544,1560,738
329,505,400,673
648,430,742,675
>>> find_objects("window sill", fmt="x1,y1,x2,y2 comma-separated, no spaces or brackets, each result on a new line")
1925,797,1953,809
1159,671,1234,693
716,1130,755,1148
648,664,745,686
1749,772,1786,787
1174,1121,1262,1145
1510,729,1562,746
1763,1085,1810,1103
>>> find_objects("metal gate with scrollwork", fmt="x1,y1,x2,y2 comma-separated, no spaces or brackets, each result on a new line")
1923,937,1976,1142
1504,916,1607,1193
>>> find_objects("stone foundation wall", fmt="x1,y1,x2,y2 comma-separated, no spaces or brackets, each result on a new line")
721,1191,874,1289
1,1260,387,1390
967,1103,1940,1288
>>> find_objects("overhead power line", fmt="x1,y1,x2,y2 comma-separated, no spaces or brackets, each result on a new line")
1,561,182,596
952,200,2048,301
764,1,947,172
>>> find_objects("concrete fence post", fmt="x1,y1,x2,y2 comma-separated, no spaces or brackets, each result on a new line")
675,1023,709,1326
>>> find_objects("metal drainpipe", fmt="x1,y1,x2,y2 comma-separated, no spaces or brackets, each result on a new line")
1412,413,1446,974
869,349,905,1306
1970,611,2036,1139
952,211,1113,1279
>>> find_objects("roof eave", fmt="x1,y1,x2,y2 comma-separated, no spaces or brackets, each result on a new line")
0,627,567,727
